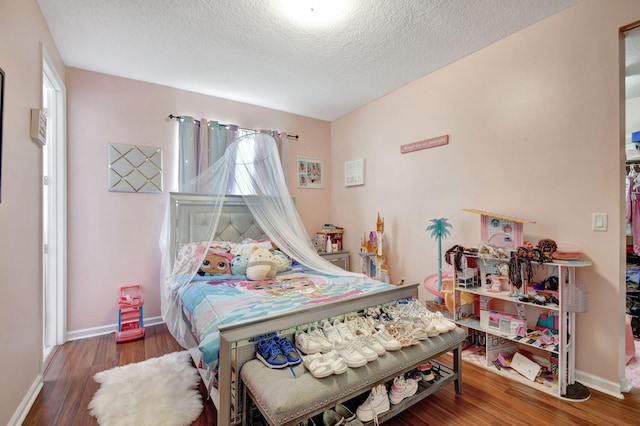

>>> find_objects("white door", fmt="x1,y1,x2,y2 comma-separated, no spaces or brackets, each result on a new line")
42,47,67,362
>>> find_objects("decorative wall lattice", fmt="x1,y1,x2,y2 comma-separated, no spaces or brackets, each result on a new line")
108,143,163,193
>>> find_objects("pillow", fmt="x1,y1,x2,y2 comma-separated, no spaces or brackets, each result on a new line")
173,240,236,276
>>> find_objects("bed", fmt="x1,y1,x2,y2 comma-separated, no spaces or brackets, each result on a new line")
163,192,420,425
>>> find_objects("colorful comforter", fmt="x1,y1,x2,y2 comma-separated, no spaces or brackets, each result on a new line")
180,265,393,371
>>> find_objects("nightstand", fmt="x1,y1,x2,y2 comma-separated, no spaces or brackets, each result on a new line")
319,251,350,271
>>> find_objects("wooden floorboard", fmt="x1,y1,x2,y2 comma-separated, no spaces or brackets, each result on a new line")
22,324,640,425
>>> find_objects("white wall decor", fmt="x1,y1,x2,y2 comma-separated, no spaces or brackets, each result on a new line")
345,158,365,187
108,143,163,193
297,156,324,189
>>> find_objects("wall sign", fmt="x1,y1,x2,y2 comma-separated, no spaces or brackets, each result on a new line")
345,158,365,187
400,134,449,154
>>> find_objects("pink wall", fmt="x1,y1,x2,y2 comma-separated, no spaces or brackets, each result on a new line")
0,0,65,423
66,68,332,332
4,0,640,420
331,0,640,394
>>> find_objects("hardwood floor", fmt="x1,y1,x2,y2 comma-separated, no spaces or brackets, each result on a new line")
23,324,640,425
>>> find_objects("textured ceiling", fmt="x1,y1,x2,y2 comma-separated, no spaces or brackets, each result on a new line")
37,0,582,121
626,26,640,100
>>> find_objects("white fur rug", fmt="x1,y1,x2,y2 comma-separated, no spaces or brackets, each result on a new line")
89,351,203,426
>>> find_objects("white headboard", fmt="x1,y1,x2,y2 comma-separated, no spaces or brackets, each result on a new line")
168,193,268,261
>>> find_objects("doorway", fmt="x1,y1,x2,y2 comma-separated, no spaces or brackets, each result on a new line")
623,24,640,389
41,46,67,363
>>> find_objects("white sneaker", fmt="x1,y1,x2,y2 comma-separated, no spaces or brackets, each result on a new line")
350,335,379,362
307,324,334,353
295,327,322,354
334,318,356,340
334,339,367,368
356,330,386,356
388,375,418,404
372,327,402,351
322,319,343,344
356,384,390,423
434,311,457,332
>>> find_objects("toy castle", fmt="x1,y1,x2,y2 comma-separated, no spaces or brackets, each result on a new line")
359,213,391,283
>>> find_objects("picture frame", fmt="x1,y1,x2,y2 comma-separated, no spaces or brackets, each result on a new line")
345,158,365,187
297,156,324,189
0,67,4,203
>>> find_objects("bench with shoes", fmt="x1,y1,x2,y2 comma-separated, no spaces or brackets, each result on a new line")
241,327,464,426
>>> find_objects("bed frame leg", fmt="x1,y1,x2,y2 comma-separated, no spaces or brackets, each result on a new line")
454,343,463,394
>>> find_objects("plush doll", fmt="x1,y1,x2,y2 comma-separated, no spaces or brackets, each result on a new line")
230,254,249,276
197,249,233,276
272,250,292,273
246,247,277,280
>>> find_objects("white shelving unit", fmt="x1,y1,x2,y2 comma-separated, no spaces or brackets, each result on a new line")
452,252,591,401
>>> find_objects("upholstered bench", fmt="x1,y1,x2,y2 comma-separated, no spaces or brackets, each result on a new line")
240,327,465,426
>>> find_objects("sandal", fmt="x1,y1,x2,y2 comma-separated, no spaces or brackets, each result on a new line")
385,322,419,347
302,353,334,378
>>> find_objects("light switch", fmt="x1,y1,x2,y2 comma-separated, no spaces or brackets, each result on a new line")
592,213,608,232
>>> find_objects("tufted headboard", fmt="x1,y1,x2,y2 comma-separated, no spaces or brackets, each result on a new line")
168,192,268,261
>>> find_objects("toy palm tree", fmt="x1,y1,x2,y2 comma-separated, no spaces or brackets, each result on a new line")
426,218,452,298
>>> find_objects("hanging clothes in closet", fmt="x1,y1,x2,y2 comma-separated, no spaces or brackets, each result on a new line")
627,164,640,253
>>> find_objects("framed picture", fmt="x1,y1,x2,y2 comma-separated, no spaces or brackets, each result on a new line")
0,67,4,203
297,156,324,189
345,158,365,187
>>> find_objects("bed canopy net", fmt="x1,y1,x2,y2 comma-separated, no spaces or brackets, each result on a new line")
160,132,370,348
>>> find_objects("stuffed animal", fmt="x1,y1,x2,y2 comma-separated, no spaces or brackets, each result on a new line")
272,250,292,273
230,254,249,276
246,246,277,280
197,249,233,276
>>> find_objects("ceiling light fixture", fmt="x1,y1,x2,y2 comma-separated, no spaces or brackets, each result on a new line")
279,0,347,26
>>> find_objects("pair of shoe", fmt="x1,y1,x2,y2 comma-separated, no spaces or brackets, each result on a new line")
418,362,436,383
296,326,324,354
383,322,421,347
322,403,364,425
324,318,379,365
256,335,301,369
303,350,348,378
355,384,390,423
388,375,418,404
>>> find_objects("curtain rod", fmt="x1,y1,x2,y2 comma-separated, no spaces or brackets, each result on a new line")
167,114,299,140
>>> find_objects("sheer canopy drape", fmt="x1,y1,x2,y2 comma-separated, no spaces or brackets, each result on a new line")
161,133,365,347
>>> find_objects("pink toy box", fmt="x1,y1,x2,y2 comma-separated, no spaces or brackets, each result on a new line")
480,309,526,336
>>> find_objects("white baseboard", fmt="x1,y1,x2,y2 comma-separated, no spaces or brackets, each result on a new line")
575,369,624,400
8,374,43,426
66,316,164,341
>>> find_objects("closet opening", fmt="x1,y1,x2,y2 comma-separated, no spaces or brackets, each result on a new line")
623,22,640,388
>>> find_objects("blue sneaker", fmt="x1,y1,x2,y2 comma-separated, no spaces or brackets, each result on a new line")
275,336,302,366
256,337,288,368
